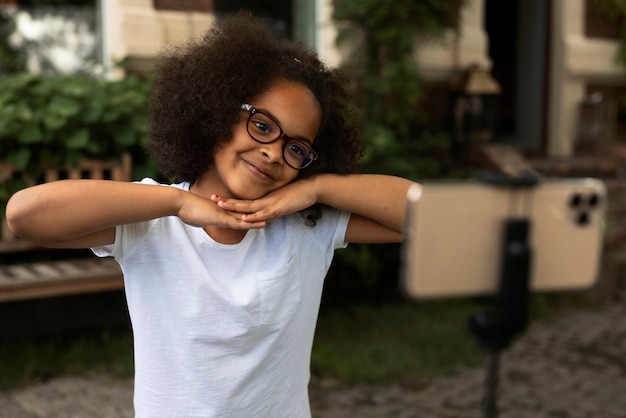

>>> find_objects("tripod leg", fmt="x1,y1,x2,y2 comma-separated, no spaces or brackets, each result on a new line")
469,219,531,418
483,350,500,418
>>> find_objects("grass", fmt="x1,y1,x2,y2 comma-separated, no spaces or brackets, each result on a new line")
310,290,603,386
0,329,134,390
311,299,483,385
0,291,603,390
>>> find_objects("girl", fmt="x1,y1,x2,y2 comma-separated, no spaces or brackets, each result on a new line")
6,12,416,418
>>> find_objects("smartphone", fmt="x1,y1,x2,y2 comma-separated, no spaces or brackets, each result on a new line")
400,178,606,299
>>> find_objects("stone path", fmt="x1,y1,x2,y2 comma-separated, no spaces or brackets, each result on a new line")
0,376,133,418
310,302,626,418
1,302,625,417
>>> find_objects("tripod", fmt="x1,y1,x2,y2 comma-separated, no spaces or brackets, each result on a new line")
468,218,531,418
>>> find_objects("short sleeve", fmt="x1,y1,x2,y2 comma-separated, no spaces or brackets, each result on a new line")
333,210,350,250
91,177,169,260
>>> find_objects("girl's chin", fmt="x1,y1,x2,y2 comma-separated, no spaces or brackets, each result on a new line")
225,176,289,200
227,187,272,201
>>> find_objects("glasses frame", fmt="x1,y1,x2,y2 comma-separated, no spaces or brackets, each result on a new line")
240,103,318,170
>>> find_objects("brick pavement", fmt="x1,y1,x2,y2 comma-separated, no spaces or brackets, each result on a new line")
1,302,625,418
311,302,626,418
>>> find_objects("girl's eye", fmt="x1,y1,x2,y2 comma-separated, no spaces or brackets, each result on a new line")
252,119,272,135
286,142,306,157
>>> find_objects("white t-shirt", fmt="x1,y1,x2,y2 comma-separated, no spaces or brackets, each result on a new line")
93,179,350,418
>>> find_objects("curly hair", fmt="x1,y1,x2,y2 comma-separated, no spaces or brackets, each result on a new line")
148,11,364,183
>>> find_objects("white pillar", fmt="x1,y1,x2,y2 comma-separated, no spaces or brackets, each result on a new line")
99,0,126,79
314,0,342,68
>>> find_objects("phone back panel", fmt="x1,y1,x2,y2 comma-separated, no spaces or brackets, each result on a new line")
401,178,606,299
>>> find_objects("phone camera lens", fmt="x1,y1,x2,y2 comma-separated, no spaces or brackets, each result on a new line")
587,193,599,208
576,211,590,226
569,193,583,208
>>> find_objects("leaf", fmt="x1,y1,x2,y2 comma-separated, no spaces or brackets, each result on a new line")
15,103,35,122
81,105,103,124
44,114,67,131
18,124,44,144
66,129,90,149
48,97,81,118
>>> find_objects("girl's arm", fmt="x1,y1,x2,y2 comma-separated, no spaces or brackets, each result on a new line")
6,180,266,248
313,174,414,241
214,174,417,244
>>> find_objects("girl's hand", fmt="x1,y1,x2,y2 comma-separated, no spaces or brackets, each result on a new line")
211,179,317,223
177,191,267,229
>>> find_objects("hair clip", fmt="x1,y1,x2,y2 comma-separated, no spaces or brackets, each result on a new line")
294,57,302,63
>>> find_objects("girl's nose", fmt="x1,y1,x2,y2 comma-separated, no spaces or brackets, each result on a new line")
260,140,284,164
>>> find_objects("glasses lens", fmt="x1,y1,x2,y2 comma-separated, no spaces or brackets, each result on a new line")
285,139,314,169
248,112,279,143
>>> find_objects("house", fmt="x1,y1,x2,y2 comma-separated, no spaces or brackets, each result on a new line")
92,0,624,159
2,0,624,158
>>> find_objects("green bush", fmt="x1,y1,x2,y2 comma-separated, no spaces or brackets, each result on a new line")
0,73,157,203
324,0,466,300
333,0,464,180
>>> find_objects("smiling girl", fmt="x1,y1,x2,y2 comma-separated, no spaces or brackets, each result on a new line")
6,12,416,418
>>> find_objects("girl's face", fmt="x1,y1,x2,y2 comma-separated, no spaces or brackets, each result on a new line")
208,81,322,200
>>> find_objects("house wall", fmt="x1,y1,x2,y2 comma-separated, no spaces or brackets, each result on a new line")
549,0,624,156
100,0,214,76
101,0,491,78
416,0,492,81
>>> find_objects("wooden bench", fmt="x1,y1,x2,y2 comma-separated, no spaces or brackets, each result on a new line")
0,155,131,303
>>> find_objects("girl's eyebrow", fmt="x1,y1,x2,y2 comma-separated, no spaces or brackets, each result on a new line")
255,107,315,145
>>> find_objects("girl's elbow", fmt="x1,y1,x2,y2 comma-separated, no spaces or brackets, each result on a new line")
5,190,37,238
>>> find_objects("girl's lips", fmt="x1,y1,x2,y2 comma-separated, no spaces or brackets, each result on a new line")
244,159,275,181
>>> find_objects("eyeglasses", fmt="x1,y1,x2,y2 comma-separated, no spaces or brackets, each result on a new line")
240,103,318,170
